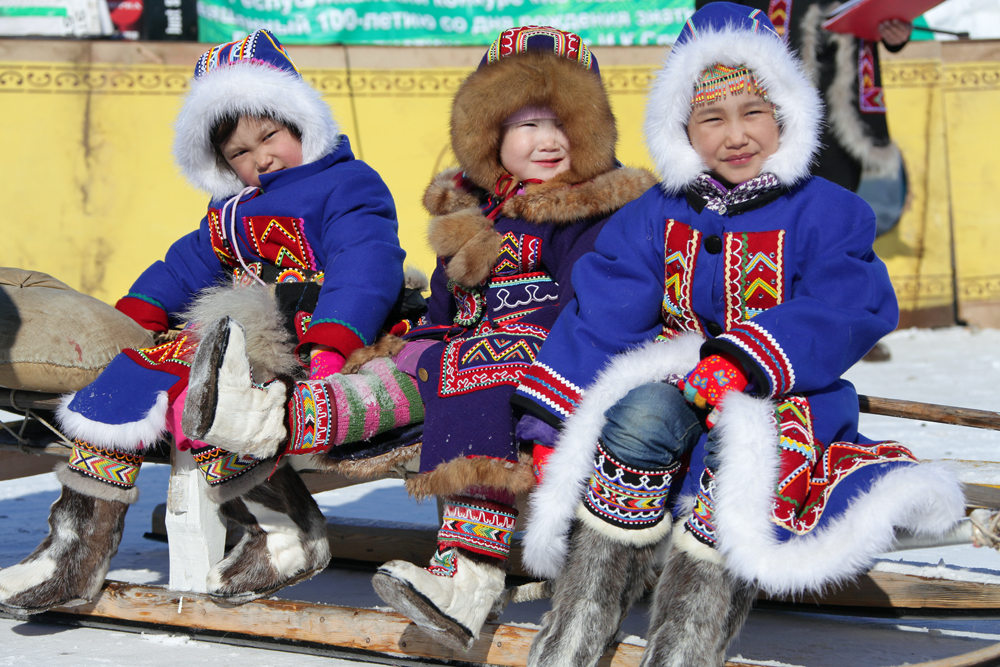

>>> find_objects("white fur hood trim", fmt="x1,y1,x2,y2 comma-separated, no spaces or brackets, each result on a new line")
521,334,704,580
174,62,340,200
712,391,966,596
644,24,823,195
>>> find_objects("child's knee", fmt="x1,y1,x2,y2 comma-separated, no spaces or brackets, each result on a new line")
600,382,699,469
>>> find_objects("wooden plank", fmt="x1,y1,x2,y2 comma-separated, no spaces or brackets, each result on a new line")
859,395,1000,432
764,570,1000,610
46,581,650,667
0,388,64,412
0,450,60,481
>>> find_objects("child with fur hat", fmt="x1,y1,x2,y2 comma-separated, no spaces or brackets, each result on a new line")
183,26,657,649
0,29,406,616
510,6,965,666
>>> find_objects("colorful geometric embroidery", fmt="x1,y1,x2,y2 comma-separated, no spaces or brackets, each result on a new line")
584,439,678,531
438,333,543,397
243,216,318,271
662,219,704,336
518,362,583,419
488,273,558,324
208,208,236,267
122,335,198,403
684,468,719,547
724,228,785,329
486,25,593,71
427,545,458,578
494,232,542,277
67,440,142,489
692,64,770,108
287,380,333,455
770,396,919,535
858,40,887,114
192,446,262,486
767,0,791,41
438,496,518,560
448,279,486,328
717,320,794,397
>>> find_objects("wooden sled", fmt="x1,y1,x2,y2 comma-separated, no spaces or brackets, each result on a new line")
5,389,1000,667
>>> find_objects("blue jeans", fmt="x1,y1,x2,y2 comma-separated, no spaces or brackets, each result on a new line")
601,382,721,470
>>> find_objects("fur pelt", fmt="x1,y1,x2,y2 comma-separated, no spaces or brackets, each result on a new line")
799,3,901,179
0,467,130,617
522,334,703,580
711,390,965,596
305,442,421,480
173,61,340,200
451,50,617,191
639,541,757,667
425,166,657,288
208,461,331,603
527,522,658,667
406,451,535,500
644,22,823,194
342,334,407,375
182,283,303,383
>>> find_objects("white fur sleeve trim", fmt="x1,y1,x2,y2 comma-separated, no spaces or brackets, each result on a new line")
521,333,703,579
712,391,966,596
56,391,170,453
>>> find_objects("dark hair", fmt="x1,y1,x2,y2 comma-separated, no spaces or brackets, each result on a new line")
210,113,302,174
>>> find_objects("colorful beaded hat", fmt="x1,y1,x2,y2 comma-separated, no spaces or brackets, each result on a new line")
482,25,597,74
194,29,300,79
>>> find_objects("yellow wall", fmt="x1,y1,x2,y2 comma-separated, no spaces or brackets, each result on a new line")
1,42,999,327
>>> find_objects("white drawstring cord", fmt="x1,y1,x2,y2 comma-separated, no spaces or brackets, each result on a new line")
219,186,267,287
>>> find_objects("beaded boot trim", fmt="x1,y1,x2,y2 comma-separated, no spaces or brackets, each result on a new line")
684,467,719,548
427,545,459,578
583,438,678,531
192,445,262,486
67,440,142,489
438,496,517,561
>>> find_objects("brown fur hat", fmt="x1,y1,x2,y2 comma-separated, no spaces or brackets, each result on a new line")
451,45,617,191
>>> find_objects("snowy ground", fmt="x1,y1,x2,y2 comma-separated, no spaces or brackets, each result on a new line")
3,327,1000,666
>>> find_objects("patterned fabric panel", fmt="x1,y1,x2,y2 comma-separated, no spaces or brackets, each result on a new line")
437,496,518,560
68,440,143,489
438,333,544,397
517,362,583,419
192,446,263,486
767,0,791,40
684,467,719,548
716,320,795,397
493,232,542,277
662,219,705,336
486,272,558,325
771,396,918,535
858,41,887,114
208,208,236,267
243,216,318,271
287,380,333,456
448,279,486,328
724,229,785,329
584,438,678,531
427,545,458,578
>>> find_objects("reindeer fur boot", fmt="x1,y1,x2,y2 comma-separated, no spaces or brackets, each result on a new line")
638,529,757,667
0,463,138,618
527,521,658,667
207,461,331,604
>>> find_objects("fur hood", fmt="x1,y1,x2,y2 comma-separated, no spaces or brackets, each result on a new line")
423,166,658,287
173,61,340,201
644,11,823,195
451,49,618,191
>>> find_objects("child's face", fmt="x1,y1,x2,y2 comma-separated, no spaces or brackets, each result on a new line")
220,116,303,189
499,118,571,183
687,91,779,185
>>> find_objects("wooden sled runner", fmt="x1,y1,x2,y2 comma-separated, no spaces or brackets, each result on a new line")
5,388,1000,667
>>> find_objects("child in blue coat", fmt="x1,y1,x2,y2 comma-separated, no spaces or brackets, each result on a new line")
0,29,405,616
513,6,965,666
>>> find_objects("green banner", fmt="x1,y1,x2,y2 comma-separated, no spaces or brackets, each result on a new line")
196,0,695,46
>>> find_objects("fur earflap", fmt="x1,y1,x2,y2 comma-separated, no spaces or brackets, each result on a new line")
451,50,616,190
181,284,303,383
711,391,966,596
521,334,704,580
645,23,822,194
174,62,340,200
406,452,535,500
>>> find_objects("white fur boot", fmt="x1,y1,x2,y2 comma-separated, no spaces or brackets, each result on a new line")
183,317,290,459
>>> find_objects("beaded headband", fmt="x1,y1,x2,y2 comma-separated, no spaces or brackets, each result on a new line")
691,64,770,108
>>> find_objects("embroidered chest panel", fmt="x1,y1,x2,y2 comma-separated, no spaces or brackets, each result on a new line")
493,231,542,277
723,229,785,330
661,219,786,336
208,210,318,272
858,41,886,114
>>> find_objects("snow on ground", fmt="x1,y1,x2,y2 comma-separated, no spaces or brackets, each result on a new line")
3,327,1000,666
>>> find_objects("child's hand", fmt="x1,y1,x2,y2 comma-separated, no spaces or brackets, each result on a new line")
310,345,345,379
678,354,748,426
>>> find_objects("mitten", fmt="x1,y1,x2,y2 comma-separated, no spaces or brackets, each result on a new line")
310,346,345,379
678,353,748,418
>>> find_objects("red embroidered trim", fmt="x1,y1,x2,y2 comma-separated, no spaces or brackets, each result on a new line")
724,229,785,330
662,219,704,336
717,320,794,397
517,362,583,419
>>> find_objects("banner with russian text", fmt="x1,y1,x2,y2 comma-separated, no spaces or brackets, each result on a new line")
196,0,695,46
